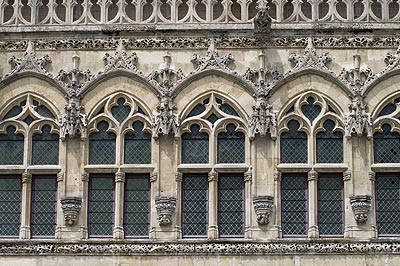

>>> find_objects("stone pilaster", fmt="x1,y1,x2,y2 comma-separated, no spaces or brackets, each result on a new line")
208,170,218,239
113,170,125,239
307,170,319,238
20,171,32,239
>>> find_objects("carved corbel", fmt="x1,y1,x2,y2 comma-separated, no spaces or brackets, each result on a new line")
253,0,272,34
61,197,82,226
253,195,274,225
59,96,88,141
155,196,177,226
350,195,372,224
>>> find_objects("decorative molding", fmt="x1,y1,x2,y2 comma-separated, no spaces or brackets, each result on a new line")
253,0,271,34
81,172,89,182
350,195,372,224
175,172,183,182
2,241,400,255
3,41,52,80
273,171,281,182
244,167,252,183
59,96,88,141
343,171,351,182
150,172,158,183
208,170,218,182
308,170,318,181
155,196,177,226
253,195,274,225
21,171,32,184
115,171,125,183
369,171,376,182
57,172,64,182
60,197,82,226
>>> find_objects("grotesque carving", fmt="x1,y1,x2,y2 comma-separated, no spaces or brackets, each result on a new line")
350,195,372,224
253,0,271,34
253,195,274,225
60,197,82,226
59,96,88,140
155,196,177,226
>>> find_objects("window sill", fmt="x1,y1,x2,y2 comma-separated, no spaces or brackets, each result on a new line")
371,163,400,172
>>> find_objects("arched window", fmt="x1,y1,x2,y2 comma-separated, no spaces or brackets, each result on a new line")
124,121,151,164
89,121,116,165
181,124,209,164
316,120,343,163
217,124,245,164
374,124,400,163
0,126,24,165
32,125,59,165
280,120,308,163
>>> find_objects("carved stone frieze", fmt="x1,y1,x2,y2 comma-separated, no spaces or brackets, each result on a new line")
59,96,88,141
3,41,52,80
155,196,177,226
253,0,271,34
60,197,82,226
253,195,274,225
152,96,180,139
350,195,372,224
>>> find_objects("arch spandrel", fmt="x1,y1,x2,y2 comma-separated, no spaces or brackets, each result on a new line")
365,74,400,115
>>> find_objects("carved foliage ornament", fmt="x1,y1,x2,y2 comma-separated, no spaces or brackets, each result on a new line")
350,195,372,224
152,96,180,139
249,95,277,140
59,96,88,141
253,195,274,225
60,197,82,226
253,0,271,34
155,196,177,226
344,93,372,139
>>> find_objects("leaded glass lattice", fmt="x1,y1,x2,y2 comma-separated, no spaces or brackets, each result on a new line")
89,121,116,165
0,176,21,236
182,174,208,237
374,124,400,163
378,98,400,117
89,176,114,237
301,96,321,124
217,124,245,163
32,125,59,165
282,173,308,236
318,174,343,236
124,121,151,164
218,173,244,237
111,98,131,123
33,100,54,118
181,124,209,164
316,120,343,163
124,174,149,237
31,175,56,237
376,174,400,235
280,120,308,163
4,102,24,120
220,103,239,116
187,103,206,117
0,126,23,165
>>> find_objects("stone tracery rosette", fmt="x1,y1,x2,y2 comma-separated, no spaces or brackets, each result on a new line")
350,195,372,224
253,195,274,225
155,196,177,226
60,197,82,226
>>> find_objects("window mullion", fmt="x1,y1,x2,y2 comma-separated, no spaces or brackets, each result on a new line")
20,171,32,239
113,170,125,239
308,170,319,238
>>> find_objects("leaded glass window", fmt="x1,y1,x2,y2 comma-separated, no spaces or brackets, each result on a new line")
89,121,116,165
217,124,245,163
32,125,59,165
218,173,244,237
0,176,21,237
33,100,55,119
374,124,400,163
182,174,208,237
3,101,24,120
280,120,308,163
281,173,308,236
376,173,400,235
181,124,209,164
111,98,131,124
31,175,56,237
220,103,239,116
378,98,400,117
124,121,151,164
318,174,343,236
187,103,206,117
316,120,343,163
301,96,321,124
89,175,114,237
0,126,24,165
124,174,150,237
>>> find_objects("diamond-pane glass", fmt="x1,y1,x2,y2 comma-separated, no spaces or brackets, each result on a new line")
182,174,208,237
89,121,116,164
0,126,23,165
217,124,245,163
32,125,59,165
4,102,24,120
33,101,54,119
280,120,308,163
218,174,244,237
318,174,343,236
282,174,307,236
182,124,209,164
374,124,400,163
31,176,56,237
89,176,114,237
124,121,151,164
0,176,21,236
316,120,343,163
124,174,149,237
187,103,206,117
376,174,400,235
378,98,400,117
301,97,321,124
220,103,239,116
111,98,131,123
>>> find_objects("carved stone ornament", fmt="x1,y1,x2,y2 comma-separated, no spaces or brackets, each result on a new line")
253,0,271,34
380,45,400,75
338,54,376,89
101,39,142,74
350,195,372,224
155,196,177,226
253,195,274,225
60,197,82,226
3,41,52,80
59,96,88,140
249,95,277,140
344,93,372,139
152,96,180,139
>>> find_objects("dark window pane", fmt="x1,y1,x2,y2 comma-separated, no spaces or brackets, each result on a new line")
111,97,131,123
280,120,308,163
374,124,400,163
89,121,116,164
0,126,24,165
0,176,21,236
124,121,151,164
217,124,245,163
376,174,400,235
182,124,209,164
316,120,343,163
301,96,321,124
32,125,59,165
